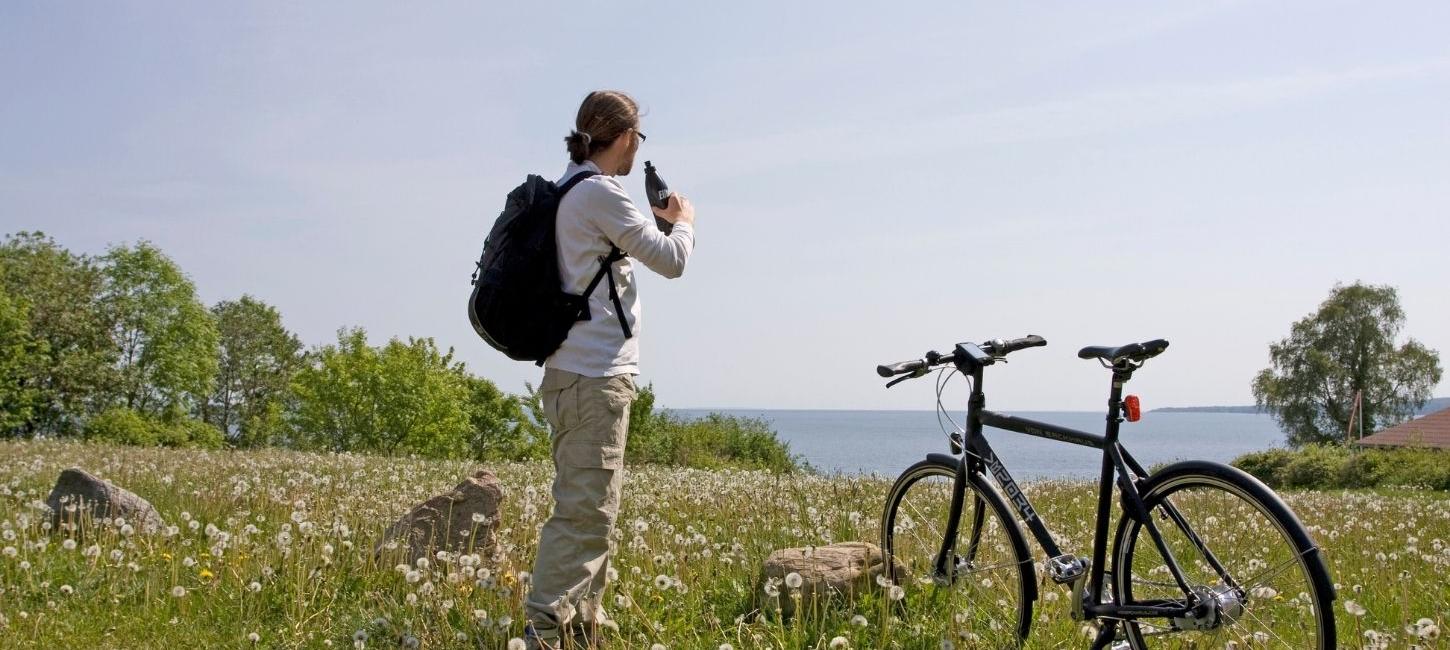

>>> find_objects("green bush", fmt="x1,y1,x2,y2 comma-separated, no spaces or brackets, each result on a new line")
83,407,223,449
83,408,159,446
165,417,225,449
1280,445,1349,489
626,384,804,472
1338,450,1389,488
1233,445,1448,490
1231,448,1297,488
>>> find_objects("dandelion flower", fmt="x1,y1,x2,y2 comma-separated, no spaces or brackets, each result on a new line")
1344,600,1366,616
889,585,905,601
62,539,76,551
851,614,869,627
171,586,187,598
247,632,260,643
829,636,849,648
784,572,804,590
60,585,74,596
654,574,671,590
507,639,525,650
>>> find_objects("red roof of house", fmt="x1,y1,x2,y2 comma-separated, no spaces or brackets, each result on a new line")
1357,406,1450,450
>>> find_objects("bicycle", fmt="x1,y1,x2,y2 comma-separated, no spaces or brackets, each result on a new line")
876,335,1336,649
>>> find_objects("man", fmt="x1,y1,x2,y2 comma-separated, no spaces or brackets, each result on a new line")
524,90,696,649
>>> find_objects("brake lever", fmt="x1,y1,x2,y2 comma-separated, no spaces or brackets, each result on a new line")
884,365,931,388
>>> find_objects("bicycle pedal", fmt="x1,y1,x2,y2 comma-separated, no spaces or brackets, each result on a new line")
1046,554,1087,584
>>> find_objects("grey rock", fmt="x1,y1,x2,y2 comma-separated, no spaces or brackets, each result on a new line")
756,541,904,617
45,467,164,536
376,469,503,563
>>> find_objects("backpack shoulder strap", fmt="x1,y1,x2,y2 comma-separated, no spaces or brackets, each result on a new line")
557,170,599,196
579,246,633,339
558,171,632,340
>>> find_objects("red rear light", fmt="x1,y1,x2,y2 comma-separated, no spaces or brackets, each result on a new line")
1124,395,1142,422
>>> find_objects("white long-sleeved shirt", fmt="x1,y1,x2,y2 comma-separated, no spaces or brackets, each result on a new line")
545,160,695,377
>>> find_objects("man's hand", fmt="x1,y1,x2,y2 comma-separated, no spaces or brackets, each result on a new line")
651,193,694,227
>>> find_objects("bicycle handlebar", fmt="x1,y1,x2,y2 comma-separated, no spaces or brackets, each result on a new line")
991,334,1047,355
876,335,1047,378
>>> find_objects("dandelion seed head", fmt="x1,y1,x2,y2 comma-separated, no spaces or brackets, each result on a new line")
784,571,803,590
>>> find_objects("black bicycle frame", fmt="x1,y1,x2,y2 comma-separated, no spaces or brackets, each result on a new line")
934,357,1210,622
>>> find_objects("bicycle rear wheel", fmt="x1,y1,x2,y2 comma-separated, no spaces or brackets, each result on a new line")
881,457,1034,646
1112,461,1336,649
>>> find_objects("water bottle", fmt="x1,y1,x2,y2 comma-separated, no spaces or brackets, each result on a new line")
643,161,672,234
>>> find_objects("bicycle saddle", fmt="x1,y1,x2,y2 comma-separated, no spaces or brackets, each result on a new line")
1077,339,1169,363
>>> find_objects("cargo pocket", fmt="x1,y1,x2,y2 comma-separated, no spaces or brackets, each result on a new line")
560,441,624,470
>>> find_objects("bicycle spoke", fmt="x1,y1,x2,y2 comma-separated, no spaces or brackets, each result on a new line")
1235,603,1297,649
1237,549,1314,593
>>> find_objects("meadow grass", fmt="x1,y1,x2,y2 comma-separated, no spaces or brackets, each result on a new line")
0,441,1444,649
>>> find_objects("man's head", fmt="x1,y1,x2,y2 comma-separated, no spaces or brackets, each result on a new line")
565,90,642,176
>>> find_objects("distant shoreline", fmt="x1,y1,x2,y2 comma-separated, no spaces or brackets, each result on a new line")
1154,396,1448,416
1152,406,1264,414
670,395,1448,417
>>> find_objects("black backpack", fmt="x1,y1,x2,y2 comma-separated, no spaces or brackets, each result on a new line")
468,171,634,365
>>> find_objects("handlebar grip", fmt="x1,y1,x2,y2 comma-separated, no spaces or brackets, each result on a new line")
998,334,1047,355
877,359,925,377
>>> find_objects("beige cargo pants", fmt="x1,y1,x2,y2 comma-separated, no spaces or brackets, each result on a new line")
525,368,635,636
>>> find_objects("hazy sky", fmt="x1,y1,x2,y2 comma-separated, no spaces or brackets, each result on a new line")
3,2,1447,411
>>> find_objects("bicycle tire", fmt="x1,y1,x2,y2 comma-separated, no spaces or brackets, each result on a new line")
1112,460,1336,649
881,455,1036,645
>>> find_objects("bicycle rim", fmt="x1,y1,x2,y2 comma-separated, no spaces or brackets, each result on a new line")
881,459,1032,646
1114,470,1334,649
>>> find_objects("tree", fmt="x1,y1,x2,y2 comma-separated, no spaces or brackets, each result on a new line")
1253,282,1442,446
466,375,549,461
0,232,114,436
100,241,220,419
0,285,44,434
290,328,475,457
203,296,303,444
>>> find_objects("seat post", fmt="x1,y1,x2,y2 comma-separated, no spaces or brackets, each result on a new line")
1104,365,1132,443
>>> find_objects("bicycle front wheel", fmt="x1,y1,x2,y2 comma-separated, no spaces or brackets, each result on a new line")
1112,461,1336,649
881,457,1034,646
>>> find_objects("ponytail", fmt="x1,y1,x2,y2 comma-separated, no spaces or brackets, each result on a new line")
565,90,639,164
